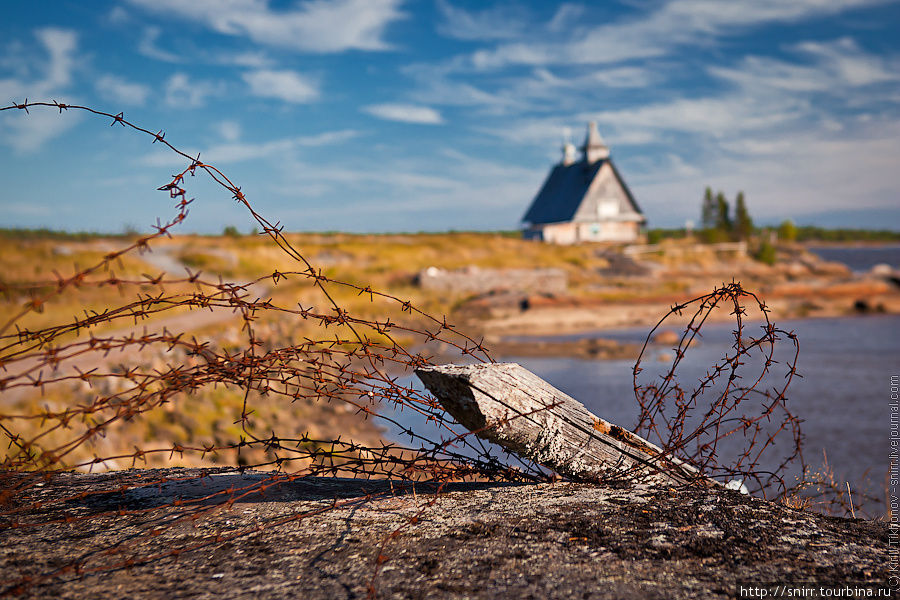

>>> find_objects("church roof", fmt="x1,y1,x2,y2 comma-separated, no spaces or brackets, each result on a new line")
522,158,643,226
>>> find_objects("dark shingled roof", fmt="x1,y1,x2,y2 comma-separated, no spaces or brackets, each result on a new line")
522,158,643,225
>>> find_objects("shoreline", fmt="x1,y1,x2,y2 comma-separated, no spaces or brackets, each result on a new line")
465,286,900,341
450,243,900,344
803,240,900,248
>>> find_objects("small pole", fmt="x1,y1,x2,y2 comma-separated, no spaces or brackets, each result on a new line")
846,482,856,518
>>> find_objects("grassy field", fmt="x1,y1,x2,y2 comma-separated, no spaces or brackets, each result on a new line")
2,229,881,472
0,231,647,468
1,229,855,343
0,231,602,467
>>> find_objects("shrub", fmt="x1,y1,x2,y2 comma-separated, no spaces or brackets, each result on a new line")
754,240,777,265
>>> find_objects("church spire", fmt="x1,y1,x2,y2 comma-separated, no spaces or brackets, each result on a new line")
561,127,576,165
581,121,609,163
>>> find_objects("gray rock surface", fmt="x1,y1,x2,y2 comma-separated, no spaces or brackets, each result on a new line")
1,468,890,599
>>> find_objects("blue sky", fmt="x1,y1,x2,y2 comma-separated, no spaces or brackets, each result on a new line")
1,0,898,233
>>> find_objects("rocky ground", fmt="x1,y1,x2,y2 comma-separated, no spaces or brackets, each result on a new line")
455,248,900,337
1,469,892,599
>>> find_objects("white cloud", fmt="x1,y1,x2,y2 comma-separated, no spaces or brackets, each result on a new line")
34,28,77,89
266,149,544,232
710,57,834,93
1,109,81,153
632,116,900,226
293,130,361,146
138,26,275,68
219,51,272,68
362,103,444,124
711,38,899,93
217,120,242,142
242,69,318,103
480,118,662,154
4,201,53,217
795,37,898,87
585,94,806,140
107,6,130,24
547,4,584,32
477,66,656,110
480,86,804,151
95,74,150,105
125,0,406,53
435,0,527,41
0,28,80,152
141,129,360,167
402,63,519,112
164,72,222,107
456,0,891,70
405,61,656,120
479,118,572,147
138,26,181,63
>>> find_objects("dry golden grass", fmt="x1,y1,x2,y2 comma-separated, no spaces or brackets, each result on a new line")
0,230,752,471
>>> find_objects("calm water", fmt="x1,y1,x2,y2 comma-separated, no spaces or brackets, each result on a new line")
380,245,900,514
807,244,900,272
382,314,898,515
522,315,895,508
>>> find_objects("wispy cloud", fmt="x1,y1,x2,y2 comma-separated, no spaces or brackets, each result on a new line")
710,38,899,93
0,28,81,152
547,4,584,32
585,95,806,140
457,0,891,70
242,69,319,103
402,63,518,112
125,0,406,53
217,120,241,142
137,27,181,63
106,6,130,25
479,118,659,151
95,74,150,105
794,37,899,87
435,0,528,41
269,150,542,231
362,103,444,124
217,51,272,69
164,72,223,107
1,109,81,153
141,129,360,167
35,28,77,89
632,115,900,225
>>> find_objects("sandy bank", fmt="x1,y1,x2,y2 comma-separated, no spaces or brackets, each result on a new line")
464,276,900,338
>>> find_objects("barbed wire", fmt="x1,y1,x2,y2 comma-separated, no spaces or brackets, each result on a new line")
631,282,804,498
0,101,819,597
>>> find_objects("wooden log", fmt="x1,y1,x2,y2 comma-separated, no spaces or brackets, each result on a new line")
416,362,717,487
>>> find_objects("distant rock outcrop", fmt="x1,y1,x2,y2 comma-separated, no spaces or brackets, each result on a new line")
417,266,567,295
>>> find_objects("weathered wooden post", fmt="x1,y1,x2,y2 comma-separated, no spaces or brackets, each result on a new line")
416,363,717,487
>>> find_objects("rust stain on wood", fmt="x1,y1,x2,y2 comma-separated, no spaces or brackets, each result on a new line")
592,419,610,435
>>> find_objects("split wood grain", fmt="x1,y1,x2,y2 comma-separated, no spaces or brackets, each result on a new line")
416,362,717,487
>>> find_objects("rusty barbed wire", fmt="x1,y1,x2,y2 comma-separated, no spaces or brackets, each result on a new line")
631,281,805,499
0,101,819,597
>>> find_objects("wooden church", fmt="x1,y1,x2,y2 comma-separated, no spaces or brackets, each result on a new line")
522,122,645,244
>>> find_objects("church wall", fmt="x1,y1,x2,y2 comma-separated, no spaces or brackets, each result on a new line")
571,164,640,223
527,220,642,244
576,221,642,243
539,222,579,245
